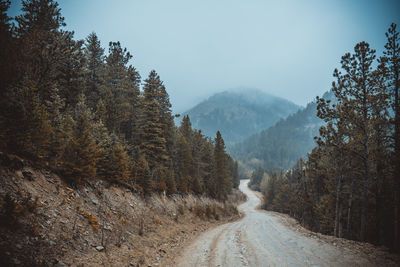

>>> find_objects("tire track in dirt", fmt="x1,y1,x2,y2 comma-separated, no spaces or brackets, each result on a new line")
175,180,389,267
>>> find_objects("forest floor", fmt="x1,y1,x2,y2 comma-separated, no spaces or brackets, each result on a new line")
175,180,400,267
0,155,245,267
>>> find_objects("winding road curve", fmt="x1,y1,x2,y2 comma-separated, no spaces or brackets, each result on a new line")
176,180,374,267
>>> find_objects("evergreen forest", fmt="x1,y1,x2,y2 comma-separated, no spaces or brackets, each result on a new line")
249,24,400,252
0,0,239,200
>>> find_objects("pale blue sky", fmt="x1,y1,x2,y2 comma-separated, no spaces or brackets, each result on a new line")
9,0,400,112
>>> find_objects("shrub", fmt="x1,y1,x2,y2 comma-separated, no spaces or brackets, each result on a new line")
177,204,185,215
78,207,100,230
193,205,204,218
0,192,39,228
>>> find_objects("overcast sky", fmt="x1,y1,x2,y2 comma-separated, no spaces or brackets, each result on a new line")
9,0,400,113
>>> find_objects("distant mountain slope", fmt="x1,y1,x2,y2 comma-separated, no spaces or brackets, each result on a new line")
231,91,334,170
182,88,300,146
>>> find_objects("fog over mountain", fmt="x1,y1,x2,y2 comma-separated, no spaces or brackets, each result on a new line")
181,88,300,146
231,91,335,170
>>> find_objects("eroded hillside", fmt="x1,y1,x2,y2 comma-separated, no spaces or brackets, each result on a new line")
0,155,245,267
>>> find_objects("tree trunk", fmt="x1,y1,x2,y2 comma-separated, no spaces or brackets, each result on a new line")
360,156,370,242
339,203,343,238
395,190,399,250
360,117,371,242
334,173,343,237
347,179,354,238
394,108,400,251
375,184,382,244
392,41,399,252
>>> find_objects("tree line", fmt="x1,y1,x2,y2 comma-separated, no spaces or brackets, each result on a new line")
0,0,239,200
254,23,400,252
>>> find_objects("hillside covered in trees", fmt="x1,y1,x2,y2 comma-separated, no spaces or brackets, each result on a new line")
251,24,400,252
231,91,334,170
0,0,239,199
182,88,300,147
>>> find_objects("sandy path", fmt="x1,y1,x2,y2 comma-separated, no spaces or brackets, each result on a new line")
175,180,376,267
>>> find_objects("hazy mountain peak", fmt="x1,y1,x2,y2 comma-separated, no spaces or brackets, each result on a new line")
182,88,300,146
230,91,334,170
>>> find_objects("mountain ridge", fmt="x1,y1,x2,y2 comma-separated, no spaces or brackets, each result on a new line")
231,90,334,170
181,88,300,146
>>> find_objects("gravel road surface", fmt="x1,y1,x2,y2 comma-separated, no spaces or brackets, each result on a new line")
176,180,375,267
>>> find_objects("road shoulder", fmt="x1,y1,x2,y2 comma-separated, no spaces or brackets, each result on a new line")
249,185,400,266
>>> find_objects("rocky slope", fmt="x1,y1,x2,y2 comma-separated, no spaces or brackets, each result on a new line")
0,154,244,267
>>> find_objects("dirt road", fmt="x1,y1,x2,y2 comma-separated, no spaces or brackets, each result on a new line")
176,180,379,267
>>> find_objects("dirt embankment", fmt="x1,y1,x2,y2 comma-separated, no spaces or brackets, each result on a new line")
0,155,244,267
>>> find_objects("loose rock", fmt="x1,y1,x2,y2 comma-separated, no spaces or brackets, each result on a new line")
22,169,35,181
55,261,67,267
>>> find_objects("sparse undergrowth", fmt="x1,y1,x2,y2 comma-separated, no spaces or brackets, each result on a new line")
0,162,242,267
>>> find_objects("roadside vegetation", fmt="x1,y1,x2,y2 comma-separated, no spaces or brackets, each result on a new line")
249,23,400,253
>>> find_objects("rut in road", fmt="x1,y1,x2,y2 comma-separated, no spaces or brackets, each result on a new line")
175,180,376,267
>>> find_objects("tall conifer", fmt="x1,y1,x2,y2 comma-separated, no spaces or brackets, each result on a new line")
213,131,231,201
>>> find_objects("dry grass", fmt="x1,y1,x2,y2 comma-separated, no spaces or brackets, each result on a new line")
145,193,239,222
78,207,100,231
0,165,242,266
227,188,248,204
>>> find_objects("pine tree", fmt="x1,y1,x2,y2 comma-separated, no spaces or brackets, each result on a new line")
95,125,130,183
1,81,53,159
316,96,355,238
135,156,153,196
103,41,130,133
213,131,231,201
56,32,85,107
178,116,201,192
176,133,193,193
180,115,193,142
156,76,175,166
15,0,84,108
84,32,105,110
191,130,207,194
232,161,240,189
16,0,65,36
165,165,177,195
103,41,140,141
47,88,67,168
0,0,18,101
0,1,23,152
94,99,107,123
138,70,168,169
381,23,400,251
93,120,110,176
330,42,385,241
62,94,99,183
249,167,264,191
29,98,53,160
200,138,215,197
124,65,141,147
